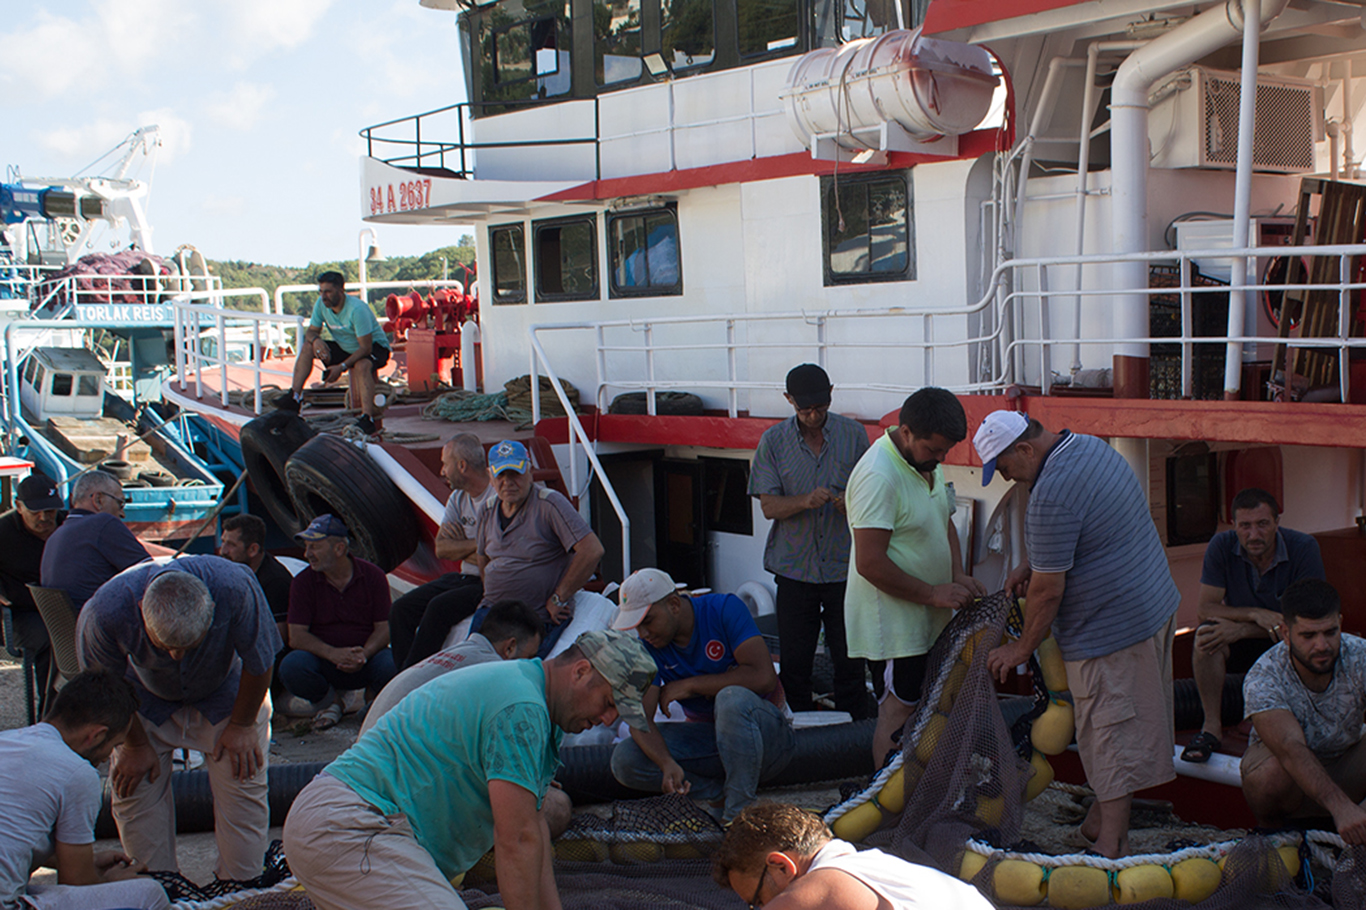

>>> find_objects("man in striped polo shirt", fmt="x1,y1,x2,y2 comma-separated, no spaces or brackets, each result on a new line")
749,364,872,718
977,411,1179,859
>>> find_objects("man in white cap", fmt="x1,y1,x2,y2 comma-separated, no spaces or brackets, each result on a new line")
975,410,1179,858
610,568,795,823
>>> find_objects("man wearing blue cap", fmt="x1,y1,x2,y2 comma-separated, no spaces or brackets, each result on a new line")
470,440,605,656
975,411,1178,859
280,515,396,730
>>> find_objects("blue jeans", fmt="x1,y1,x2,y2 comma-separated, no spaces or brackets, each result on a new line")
278,649,398,706
610,685,796,822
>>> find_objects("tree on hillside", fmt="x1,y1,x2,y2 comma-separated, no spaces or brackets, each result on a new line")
207,236,476,317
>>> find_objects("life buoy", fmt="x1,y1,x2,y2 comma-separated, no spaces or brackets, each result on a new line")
240,411,316,537
284,433,419,572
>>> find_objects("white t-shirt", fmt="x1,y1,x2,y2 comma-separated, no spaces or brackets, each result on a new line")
1244,633,1366,759
0,724,101,909
441,484,497,575
807,840,993,909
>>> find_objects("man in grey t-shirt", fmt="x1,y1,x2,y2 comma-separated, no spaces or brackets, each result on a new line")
0,669,168,910
389,434,496,668
1242,578,1366,843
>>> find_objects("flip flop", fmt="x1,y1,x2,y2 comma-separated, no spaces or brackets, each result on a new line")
1180,730,1221,763
312,702,344,731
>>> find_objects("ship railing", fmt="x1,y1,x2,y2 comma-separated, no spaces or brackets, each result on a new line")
170,290,306,416
273,280,472,318
359,98,601,181
527,242,1366,426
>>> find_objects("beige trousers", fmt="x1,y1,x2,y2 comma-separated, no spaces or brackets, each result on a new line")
284,773,468,910
110,697,271,880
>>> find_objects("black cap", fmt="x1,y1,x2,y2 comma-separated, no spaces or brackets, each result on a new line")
785,363,832,409
17,473,63,511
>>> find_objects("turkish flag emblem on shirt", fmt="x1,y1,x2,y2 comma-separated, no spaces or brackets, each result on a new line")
705,640,725,661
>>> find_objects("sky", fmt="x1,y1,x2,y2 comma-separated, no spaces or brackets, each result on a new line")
1,1,472,267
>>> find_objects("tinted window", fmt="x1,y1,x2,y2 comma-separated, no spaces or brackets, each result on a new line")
78,374,100,396
534,218,598,301
821,172,914,284
51,373,72,396
491,224,528,304
609,208,681,296
738,0,799,56
662,0,715,71
595,0,642,86
478,0,572,106
23,358,36,384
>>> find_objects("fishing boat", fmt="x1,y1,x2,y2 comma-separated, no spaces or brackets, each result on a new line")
1,128,228,541
156,0,1366,837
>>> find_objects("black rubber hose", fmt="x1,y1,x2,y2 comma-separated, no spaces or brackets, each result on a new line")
556,720,877,805
96,761,327,839
1171,674,1245,732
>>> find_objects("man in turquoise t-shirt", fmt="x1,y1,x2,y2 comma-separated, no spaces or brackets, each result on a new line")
283,630,655,910
279,270,392,436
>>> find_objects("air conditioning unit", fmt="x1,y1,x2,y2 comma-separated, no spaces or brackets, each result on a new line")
1149,66,1323,173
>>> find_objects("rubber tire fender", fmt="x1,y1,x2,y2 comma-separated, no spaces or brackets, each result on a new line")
285,433,420,572
240,411,316,537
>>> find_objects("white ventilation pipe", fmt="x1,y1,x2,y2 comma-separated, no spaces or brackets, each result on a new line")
1109,0,1289,395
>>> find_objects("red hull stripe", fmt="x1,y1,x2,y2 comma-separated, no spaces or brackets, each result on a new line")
922,0,1095,35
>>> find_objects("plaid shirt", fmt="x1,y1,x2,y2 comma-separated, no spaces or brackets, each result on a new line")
749,412,869,584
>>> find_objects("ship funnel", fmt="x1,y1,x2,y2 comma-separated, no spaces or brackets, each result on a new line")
781,29,997,161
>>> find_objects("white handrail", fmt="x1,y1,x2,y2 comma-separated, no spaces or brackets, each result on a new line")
170,290,306,415
273,279,471,316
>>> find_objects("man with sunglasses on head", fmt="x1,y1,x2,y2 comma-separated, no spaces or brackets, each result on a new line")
40,469,149,613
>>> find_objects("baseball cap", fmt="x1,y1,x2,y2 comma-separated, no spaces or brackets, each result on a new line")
973,410,1030,487
489,440,530,476
785,363,832,410
17,473,63,511
576,629,657,731
295,513,349,541
613,567,678,630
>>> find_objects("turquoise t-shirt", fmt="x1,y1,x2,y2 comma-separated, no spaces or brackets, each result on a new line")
326,659,562,877
308,295,390,352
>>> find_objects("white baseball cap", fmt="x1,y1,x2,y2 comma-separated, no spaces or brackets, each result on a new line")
973,410,1029,486
613,568,678,630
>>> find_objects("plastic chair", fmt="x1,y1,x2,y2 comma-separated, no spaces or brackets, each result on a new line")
27,585,81,685
1,604,37,725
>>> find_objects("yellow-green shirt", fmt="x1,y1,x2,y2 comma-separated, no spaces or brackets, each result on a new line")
843,429,954,661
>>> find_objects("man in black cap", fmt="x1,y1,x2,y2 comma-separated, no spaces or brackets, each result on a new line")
0,472,67,710
748,364,871,718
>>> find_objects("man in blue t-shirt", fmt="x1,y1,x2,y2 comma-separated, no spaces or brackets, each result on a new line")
610,568,796,823
278,270,392,436
1184,487,1325,764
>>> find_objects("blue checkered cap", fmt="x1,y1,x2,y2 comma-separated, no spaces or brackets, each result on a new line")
576,629,656,731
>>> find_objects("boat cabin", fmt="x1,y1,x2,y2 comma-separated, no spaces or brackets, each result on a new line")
20,347,106,423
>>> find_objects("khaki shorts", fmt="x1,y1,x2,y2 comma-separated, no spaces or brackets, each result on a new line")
1066,613,1177,802
1241,736,1366,817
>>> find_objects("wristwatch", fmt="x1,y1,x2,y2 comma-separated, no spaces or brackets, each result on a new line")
551,592,569,609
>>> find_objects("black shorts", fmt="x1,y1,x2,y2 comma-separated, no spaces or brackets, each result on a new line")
867,654,930,706
323,340,390,371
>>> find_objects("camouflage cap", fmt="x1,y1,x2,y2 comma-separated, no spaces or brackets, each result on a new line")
576,629,656,731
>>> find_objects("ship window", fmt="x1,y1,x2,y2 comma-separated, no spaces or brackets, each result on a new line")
1166,451,1219,546
78,374,100,396
595,0,643,86
737,0,800,57
534,217,598,301
23,358,37,385
608,207,681,297
51,373,73,397
702,457,753,536
32,365,45,391
821,171,915,285
490,224,528,304
662,0,715,71
485,13,571,98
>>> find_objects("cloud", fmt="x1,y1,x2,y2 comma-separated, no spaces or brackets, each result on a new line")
226,0,334,54
202,194,247,217
205,82,277,130
0,2,194,98
37,109,192,170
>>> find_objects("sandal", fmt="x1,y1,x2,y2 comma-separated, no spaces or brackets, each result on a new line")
1180,730,1221,763
312,702,344,731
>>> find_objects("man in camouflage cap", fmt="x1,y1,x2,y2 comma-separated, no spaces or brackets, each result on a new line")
285,629,653,910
